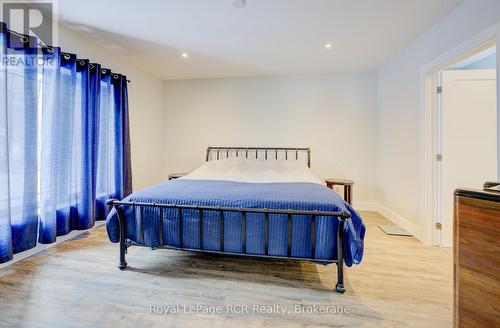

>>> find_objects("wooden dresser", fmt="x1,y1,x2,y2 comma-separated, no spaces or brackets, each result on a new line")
454,187,500,327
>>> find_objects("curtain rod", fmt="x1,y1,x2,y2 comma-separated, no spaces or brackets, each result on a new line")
59,51,131,83
5,27,131,83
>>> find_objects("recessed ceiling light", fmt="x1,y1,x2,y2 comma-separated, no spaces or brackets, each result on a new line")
181,53,188,58
233,0,246,8
324,43,332,49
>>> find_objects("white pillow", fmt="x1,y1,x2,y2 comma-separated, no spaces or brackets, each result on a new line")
181,157,323,184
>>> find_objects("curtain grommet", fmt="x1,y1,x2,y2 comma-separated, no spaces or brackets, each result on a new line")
46,47,54,54
20,36,29,43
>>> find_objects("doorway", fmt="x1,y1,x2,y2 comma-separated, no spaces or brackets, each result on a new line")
434,46,497,247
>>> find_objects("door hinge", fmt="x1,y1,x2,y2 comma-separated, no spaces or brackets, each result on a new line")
435,222,442,230
436,154,442,161
437,86,442,94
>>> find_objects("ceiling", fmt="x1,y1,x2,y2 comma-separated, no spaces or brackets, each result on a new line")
58,0,464,80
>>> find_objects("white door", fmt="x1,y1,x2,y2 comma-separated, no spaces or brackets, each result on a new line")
439,69,497,247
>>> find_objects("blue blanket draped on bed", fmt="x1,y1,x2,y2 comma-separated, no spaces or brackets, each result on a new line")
106,180,365,267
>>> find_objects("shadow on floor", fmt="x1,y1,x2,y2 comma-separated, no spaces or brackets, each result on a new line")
124,248,350,293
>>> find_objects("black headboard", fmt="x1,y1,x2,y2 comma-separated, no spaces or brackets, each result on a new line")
205,146,311,168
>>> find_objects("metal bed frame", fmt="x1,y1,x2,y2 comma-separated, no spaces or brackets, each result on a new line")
107,146,350,293
206,146,312,168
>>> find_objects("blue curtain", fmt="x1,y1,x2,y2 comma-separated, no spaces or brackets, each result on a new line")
0,22,131,262
39,54,132,242
39,52,101,243
96,69,131,219
117,74,132,198
0,24,39,262
39,48,77,243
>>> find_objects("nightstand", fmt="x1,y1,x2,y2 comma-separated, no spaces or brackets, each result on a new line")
325,179,354,205
168,173,187,180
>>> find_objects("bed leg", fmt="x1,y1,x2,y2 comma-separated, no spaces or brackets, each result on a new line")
335,215,347,293
335,265,345,293
115,204,128,270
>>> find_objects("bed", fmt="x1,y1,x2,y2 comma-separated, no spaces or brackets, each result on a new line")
106,146,365,293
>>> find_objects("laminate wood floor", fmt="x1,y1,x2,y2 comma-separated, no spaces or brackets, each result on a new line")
0,211,452,328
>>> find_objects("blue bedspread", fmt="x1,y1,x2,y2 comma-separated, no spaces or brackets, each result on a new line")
106,180,365,266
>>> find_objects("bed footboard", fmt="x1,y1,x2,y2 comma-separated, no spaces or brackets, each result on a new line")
106,199,350,293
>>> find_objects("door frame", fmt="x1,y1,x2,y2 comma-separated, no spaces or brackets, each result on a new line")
421,34,497,246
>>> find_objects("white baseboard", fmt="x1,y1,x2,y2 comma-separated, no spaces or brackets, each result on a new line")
354,201,424,243
0,220,106,270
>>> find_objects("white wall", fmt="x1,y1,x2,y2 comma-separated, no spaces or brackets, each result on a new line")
163,73,378,205
377,0,500,240
58,25,165,191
